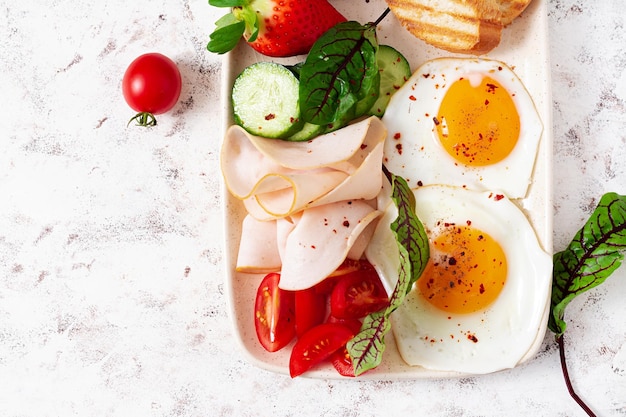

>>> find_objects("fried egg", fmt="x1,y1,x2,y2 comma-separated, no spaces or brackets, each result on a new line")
365,185,552,374
382,58,543,199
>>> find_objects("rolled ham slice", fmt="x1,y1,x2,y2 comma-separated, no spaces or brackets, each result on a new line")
221,116,387,220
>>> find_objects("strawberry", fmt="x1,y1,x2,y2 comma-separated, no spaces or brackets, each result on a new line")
207,0,346,57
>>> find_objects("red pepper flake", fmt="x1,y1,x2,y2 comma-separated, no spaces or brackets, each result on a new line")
479,283,485,294
395,143,403,155
311,245,316,249
342,220,350,228
409,95,417,101
466,220,472,226
417,180,423,187
494,194,504,201
264,113,275,121
360,143,368,150
433,116,440,125
486,83,498,93
467,333,478,343
422,73,430,78
393,132,401,140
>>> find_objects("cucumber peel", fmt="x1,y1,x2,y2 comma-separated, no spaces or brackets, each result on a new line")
368,45,412,117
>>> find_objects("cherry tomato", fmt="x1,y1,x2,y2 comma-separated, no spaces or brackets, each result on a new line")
122,52,182,126
330,261,389,319
254,273,296,352
330,346,355,377
294,287,327,337
326,315,363,335
314,259,362,295
289,323,354,378
325,316,362,377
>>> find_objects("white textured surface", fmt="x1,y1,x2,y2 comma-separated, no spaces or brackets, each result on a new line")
0,0,624,416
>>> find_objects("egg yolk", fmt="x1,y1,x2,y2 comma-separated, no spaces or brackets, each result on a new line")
435,75,520,166
417,225,507,314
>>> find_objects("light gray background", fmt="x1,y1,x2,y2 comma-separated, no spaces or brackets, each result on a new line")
0,0,624,416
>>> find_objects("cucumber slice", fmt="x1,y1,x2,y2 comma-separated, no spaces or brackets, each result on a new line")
285,122,325,142
368,45,412,117
232,62,304,139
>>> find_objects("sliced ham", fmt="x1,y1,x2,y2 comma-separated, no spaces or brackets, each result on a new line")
278,200,382,291
236,215,281,273
221,116,387,220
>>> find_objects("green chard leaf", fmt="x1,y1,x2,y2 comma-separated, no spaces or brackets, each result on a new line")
347,168,430,376
298,21,380,127
549,192,626,336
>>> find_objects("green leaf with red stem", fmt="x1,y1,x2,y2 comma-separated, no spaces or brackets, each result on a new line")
298,21,379,126
549,192,626,337
347,168,429,376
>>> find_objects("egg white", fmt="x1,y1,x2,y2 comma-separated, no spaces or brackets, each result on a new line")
366,185,552,374
382,58,543,199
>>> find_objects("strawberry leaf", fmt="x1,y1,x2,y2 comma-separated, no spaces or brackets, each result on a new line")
549,192,626,337
346,168,429,376
207,13,246,54
209,0,247,7
299,21,379,126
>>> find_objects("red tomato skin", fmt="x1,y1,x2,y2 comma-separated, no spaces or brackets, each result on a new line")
330,263,389,319
325,316,361,377
330,346,355,377
314,259,363,295
254,273,296,352
326,315,362,335
122,53,182,115
294,287,327,337
289,323,354,378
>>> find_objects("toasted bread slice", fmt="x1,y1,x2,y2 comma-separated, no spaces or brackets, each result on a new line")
385,0,533,54
499,0,532,26
386,0,503,54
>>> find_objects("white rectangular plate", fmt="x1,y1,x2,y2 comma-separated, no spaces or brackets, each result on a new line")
220,0,553,379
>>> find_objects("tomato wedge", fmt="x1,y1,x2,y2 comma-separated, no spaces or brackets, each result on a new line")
326,315,363,335
294,287,327,337
330,346,355,377
254,273,296,352
325,316,362,378
330,261,389,319
314,259,362,295
289,323,354,378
